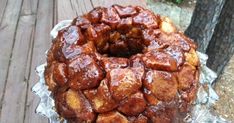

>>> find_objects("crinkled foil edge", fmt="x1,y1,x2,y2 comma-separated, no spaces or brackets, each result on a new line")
32,20,229,123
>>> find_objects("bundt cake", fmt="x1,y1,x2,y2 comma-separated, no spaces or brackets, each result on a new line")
45,4,200,123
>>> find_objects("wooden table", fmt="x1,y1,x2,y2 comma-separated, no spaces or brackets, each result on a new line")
0,0,146,123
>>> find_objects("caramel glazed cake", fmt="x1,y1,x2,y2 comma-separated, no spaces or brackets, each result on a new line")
44,4,200,123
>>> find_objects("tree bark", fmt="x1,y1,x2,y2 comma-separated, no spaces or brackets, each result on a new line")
185,0,225,52
206,0,234,76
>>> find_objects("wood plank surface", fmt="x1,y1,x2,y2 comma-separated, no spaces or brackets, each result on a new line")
0,0,8,24
56,0,93,22
0,0,23,117
24,0,54,123
0,0,37,122
0,16,36,123
54,0,58,25
91,0,146,7
56,0,77,22
20,0,38,15
70,0,93,16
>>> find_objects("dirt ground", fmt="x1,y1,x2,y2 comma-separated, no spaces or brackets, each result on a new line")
213,56,234,121
147,0,234,121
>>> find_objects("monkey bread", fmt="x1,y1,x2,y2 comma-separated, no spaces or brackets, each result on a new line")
45,4,200,123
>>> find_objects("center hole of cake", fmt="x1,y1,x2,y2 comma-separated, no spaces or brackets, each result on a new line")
97,30,144,58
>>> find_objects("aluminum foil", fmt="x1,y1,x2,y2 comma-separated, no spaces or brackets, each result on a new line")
32,20,229,123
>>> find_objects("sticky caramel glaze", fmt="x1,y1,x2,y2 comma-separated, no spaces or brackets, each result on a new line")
45,4,200,123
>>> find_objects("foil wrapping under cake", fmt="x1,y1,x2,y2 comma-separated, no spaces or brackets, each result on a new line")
32,20,229,123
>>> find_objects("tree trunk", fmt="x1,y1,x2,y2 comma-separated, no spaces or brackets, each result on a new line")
185,0,225,52
206,0,234,77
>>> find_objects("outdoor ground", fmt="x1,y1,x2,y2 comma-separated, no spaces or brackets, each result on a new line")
147,0,234,121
